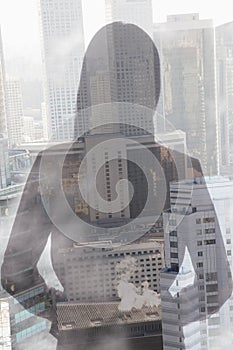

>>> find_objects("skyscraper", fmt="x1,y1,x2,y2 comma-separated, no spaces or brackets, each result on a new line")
39,0,85,141
216,22,233,171
105,0,153,36
5,80,24,147
161,177,232,350
0,27,7,135
76,22,160,137
154,14,219,175
0,135,10,189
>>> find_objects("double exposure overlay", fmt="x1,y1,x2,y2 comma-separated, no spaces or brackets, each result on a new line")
0,1,233,350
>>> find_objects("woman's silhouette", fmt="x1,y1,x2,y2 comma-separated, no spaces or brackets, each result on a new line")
1,22,232,349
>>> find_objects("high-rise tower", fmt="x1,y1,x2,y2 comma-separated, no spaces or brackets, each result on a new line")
39,0,85,141
216,22,233,171
105,0,153,37
0,27,7,135
5,80,24,147
154,14,219,175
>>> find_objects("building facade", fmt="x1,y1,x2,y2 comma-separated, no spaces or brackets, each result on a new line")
105,0,153,37
161,177,233,350
0,27,7,135
39,0,85,141
216,22,233,171
5,80,24,147
0,283,53,350
154,14,219,176
53,240,164,303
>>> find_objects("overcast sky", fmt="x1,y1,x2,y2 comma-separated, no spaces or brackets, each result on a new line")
0,0,233,62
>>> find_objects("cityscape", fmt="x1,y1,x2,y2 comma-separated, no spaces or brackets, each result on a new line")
1,0,233,349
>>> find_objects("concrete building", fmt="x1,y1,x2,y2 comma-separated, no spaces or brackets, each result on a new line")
0,135,10,189
39,0,85,141
215,22,233,171
154,14,219,176
53,240,164,303
0,27,7,135
76,23,160,138
105,0,153,37
161,177,233,350
41,102,48,141
5,80,24,147
0,283,53,350
22,116,34,143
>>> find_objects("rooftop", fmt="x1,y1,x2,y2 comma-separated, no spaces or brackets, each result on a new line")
57,301,161,330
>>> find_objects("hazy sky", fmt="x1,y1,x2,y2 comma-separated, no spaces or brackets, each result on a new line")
0,0,233,62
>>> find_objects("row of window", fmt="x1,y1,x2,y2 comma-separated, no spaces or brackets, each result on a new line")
196,217,215,224
16,321,47,343
197,239,216,246
196,228,215,235
15,303,45,324
14,286,44,304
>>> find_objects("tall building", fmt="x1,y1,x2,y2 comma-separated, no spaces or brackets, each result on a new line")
0,27,7,135
5,80,24,147
161,177,233,350
215,22,233,171
0,283,53,350
0,135,10,189
154,14,219,175
76,23,160,137
39,0,85,141
105,0,153,36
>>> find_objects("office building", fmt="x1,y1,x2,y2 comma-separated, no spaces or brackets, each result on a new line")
0,283,53,350
76,22,160,138
154,14,219,175
5,80,24,147
53,240,164,303
0,27,7,135
105,0,153,37
0,135,10,189
216,22,233,171
39,0,85,141
161,177,233,350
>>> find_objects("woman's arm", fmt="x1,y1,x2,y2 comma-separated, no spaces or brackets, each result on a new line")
1,152,53,305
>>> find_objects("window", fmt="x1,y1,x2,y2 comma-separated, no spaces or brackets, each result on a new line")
203,217,215,223
198,251,203,257
197,262,203,268
197,241,202,246
196,229,202,235
204,239,216,245
206,272,217,281
207,295,218,303
170,241,178,248
204,228,215,234
208,317,220,326
196,218,201,224
170,231,177,237
206,284,218,292
226,239,231,245
227,250,232,256
171,253,178,259
169,219,176,226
